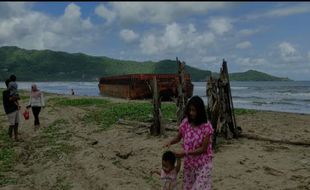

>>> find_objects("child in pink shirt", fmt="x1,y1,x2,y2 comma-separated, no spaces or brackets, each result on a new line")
151,151,181,190
164,96,214,190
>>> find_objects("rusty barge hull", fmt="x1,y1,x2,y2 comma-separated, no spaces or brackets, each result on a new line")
98,74,193,100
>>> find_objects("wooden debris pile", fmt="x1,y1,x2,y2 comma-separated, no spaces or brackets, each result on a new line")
207,59,241,147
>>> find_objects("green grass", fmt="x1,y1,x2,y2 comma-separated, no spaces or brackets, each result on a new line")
0,89,18,185
50,175,73,190
49,97,255,129
55,98,110,107
84,101,177,129
31,119,76,161
162,103,177,121
0,128,17,186
234,108,257,115
42,143,76,161
0,176,17,186
0,130,15,172
143,175,157,186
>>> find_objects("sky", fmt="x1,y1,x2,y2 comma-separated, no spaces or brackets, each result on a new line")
0,2,310,81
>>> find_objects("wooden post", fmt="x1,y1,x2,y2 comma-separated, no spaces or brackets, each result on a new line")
219,59,239,138
150,76,163,135
206,76,220,148
176,57,187,125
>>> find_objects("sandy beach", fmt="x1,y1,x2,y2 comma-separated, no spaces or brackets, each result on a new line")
0,90,309,190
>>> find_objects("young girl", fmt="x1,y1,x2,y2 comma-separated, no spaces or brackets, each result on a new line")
164,96,214,190
28,84,45,131
151,150,181,190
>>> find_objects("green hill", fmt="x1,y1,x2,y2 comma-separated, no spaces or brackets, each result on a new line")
0,46,211,81
0,46,290,82
229,70,290,81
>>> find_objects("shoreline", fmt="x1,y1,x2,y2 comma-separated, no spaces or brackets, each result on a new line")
1,87,309,116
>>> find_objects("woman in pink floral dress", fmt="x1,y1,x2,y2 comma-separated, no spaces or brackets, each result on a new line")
164,96,213,190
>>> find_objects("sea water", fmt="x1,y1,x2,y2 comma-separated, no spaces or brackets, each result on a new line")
1,81,309,114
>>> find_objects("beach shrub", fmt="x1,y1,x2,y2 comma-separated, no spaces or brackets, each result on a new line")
31,119,76,162
53,97,110,107
84,102,177,129
234,108,257,115
50,175,73,190
0,129,17,186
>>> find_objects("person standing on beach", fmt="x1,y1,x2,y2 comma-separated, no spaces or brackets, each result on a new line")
164,96,214,190
8,74,20,108
2,79,21,141
27,84,45,131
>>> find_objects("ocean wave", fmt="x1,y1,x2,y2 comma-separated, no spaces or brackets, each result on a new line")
282,98,310,103
233,95,265,99
234,99,252,104
280,92,310,97
231,87,249,90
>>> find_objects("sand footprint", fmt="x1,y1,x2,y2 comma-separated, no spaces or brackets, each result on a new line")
263,165,283,176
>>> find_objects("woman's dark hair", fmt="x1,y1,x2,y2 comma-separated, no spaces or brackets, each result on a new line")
185,95,207,125
5,79,10,87
9,74,16,82
162,151,176,166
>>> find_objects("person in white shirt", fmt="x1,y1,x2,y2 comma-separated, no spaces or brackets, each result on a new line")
27,84,45,131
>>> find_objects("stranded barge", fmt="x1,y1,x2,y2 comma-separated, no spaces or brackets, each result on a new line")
98,74,193,100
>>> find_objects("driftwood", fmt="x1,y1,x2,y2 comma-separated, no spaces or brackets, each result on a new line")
116,119,178,131
150,76,163,135
222,60,238,138
115,150,133,159
117,119,310,147
240,133,310,146
176,57,187,125
116,119,149,127
206,59,240,149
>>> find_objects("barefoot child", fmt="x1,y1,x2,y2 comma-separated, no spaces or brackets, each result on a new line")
151,150,181,190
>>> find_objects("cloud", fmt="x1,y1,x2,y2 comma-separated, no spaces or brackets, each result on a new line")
95,4,116,24
161,23,183,49
236,57,267,66
139,23,184,55
188,24,196,33
278,42,296,56
208,17,233,35
246,3,310,20
277,42,303,63
0,3,98,52
64,3,81,19
0,2,29,20
188,32,215,50
139,34,159,55
139,22,216,55
119,29,139,43
236,41,252,49
263,42,303,65
307,51,310,61
239,28,260,36
95,2,232,24
202,56,218,63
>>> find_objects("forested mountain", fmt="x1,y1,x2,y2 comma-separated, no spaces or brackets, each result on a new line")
0,46,290,82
